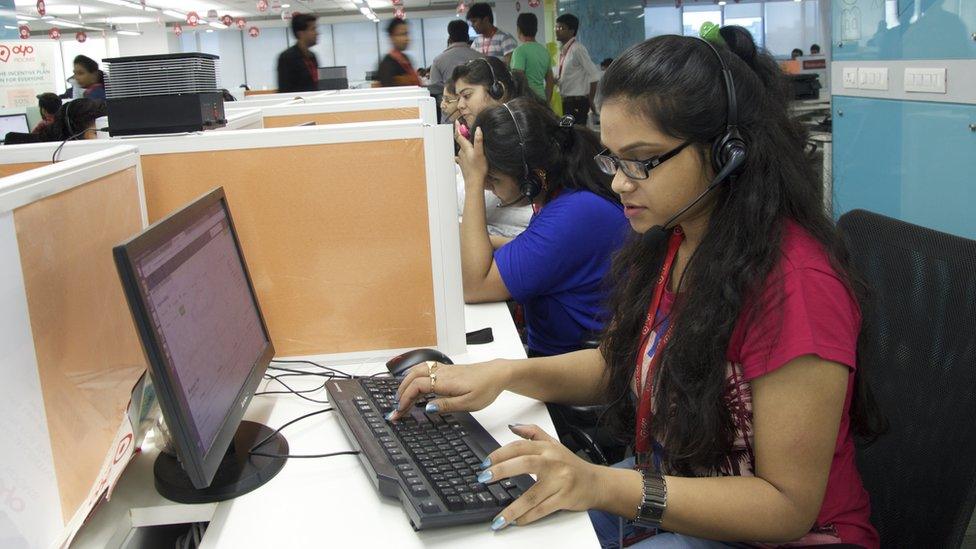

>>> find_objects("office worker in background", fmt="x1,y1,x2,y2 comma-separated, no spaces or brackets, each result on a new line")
454,98,627,357
391,28,881,548
554,14,600,126
451,58,534,238
377,18,421,88
441,81,462,124
38,98,106,142
32,92,62,134
810,43,821,55
511,13,554,102
429,20,483,107
73,55,106,101
466,3,517,64
277,13,320,93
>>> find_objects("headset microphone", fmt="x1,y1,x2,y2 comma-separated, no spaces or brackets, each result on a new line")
641,147,745,247
495,194,529,208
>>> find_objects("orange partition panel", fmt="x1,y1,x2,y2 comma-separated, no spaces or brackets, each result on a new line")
245,89,279,96
14,167,147,521
0,162,47,178
263,107,420,128
139,139,436,356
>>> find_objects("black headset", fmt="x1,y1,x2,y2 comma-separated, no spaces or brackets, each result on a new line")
697,37,746,179
65,100,74,135
472,57,505,100
500,102,543,206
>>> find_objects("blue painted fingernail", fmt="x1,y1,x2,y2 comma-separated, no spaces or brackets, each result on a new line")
425,402,440,414
480,457,491,469
477,470,493,483
490,516,507,531
384,411,395,421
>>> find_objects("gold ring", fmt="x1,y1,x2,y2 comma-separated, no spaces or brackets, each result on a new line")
426,361,434,377
430,372,437,394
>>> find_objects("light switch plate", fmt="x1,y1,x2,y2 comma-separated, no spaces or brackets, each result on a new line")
842,67,859,89
858,67,889,91
904,67,947,94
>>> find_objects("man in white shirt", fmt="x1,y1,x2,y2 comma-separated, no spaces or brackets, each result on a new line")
554,13,601,126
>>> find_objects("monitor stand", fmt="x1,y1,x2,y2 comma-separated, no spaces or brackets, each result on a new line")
154,420,288,504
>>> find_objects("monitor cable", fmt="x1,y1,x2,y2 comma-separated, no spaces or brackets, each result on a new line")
248,407,361,460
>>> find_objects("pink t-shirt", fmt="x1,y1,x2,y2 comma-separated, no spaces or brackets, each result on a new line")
635,220,878,548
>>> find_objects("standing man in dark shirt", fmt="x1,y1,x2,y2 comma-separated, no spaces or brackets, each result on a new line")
377,18,421,88
276,13,319,93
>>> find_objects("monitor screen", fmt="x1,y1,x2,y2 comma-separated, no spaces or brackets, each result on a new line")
115,188,274,488
0,113,30,136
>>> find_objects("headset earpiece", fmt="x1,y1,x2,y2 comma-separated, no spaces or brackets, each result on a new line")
474,58,505,100
502,102,542,203
697,37,747,181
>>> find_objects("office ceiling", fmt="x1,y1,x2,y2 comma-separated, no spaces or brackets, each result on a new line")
9,0,459,30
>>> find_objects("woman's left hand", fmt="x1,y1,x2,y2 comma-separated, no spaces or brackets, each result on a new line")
455,121,488,191
481,424,604,530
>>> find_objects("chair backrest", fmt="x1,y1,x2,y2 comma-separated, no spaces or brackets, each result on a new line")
839,209,976,548
4,131,41,145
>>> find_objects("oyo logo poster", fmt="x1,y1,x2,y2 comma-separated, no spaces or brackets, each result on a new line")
0,41,59,109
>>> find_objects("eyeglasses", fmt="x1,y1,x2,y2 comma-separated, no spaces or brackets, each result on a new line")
442,97,458,104
594,141,691,180
554,25,568,31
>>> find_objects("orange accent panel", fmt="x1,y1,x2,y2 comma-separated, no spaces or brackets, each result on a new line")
244,89,280,96
139,139,436,356
13,167,147,522
263,107,420,128
0,162,47,178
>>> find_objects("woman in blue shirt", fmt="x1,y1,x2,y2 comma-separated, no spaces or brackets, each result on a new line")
457,97,628,356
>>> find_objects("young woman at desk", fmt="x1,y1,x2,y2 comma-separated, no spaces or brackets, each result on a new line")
456,97,628,358
73,55,106,101
391,28,880,548
451,57,536,238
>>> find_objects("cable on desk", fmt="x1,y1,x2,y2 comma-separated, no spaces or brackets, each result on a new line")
248,407,361,460
256,372,330,405
271,358,356,378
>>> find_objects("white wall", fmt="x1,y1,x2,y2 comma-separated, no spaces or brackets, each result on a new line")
243,27,289,90
116,26,168,57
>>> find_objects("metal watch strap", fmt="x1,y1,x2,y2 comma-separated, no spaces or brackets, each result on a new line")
633,470,667,528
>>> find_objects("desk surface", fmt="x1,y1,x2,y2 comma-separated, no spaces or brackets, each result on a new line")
72,303,600,548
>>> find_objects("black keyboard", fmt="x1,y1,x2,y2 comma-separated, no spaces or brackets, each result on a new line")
325,377,535,530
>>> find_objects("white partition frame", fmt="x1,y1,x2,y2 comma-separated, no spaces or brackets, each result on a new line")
221,109,264,131
242,90,332,102
307,88,430,103
0,121,464,360
260,96,438,125
338,85,425,95
0,146,146,549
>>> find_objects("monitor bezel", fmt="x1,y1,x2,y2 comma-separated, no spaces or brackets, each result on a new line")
113,187,275,489
0,113,30,133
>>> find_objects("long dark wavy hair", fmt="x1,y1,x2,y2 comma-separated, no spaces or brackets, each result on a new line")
598,28,883,476
472,97,619,206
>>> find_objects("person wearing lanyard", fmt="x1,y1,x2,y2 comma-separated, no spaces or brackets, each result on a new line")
466,2,518,64
389,27,881,549
555,14,601,126
276,13,320,93
377,18,421,88
448,97,627,356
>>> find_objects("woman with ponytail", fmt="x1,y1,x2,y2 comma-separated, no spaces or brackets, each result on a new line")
455,97,628,357
391,28,880,548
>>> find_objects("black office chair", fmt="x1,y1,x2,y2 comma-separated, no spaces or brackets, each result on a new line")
546,339,628,466
839,210,976,548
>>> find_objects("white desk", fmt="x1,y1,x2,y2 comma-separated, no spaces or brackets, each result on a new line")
72,303,600,548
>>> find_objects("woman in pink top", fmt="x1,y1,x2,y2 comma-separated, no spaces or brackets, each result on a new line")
389,25,882,548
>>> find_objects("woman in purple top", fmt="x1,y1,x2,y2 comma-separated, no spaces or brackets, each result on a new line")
457,97,629,356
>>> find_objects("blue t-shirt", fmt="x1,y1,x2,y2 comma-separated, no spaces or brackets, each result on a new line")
494,189,629,355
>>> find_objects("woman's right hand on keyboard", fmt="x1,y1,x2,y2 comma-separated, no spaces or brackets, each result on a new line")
387,360,511,421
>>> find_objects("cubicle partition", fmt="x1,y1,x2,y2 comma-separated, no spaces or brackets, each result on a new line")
222,108,265,131
260,96,437,127
0,146,148,548
0,120,464,361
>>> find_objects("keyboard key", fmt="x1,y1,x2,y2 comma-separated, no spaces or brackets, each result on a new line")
476,492,494,506
500,479,516,490
420,502,440,514
409,485,430,497
489,484,512,505
445,496,463,511
460,493,480,508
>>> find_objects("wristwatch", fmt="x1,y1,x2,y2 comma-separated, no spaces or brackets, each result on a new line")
633,470,668,528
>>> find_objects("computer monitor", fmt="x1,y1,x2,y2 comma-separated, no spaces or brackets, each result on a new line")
318,65,349,91
0,113,30,141
114,187,287,503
